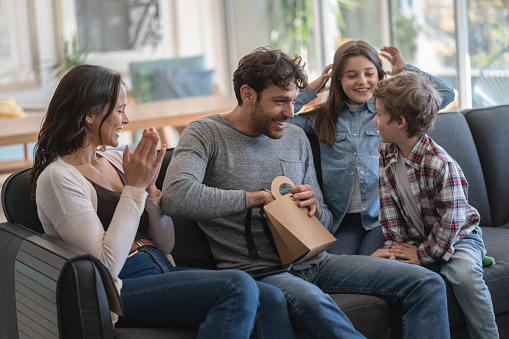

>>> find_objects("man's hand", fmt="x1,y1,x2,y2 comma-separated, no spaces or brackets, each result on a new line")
390,243,420,265
309,64,333,94
291,184,322,219
246,190,274,208
380,46,407,75
371,248,397,260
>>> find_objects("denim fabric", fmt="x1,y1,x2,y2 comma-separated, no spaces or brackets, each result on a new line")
428,228,498,339
254,280,295,338
116,247,295,339
291,98,383,235
261,253,450,339
327,213,384,255
291,65,455,236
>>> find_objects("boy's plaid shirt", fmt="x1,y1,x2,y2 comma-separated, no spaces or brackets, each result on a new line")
378,135,479,265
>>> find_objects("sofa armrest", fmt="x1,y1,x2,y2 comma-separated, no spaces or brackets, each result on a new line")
1,222,120,338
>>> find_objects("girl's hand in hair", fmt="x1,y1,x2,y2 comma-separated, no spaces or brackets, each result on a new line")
309,64,333,94
123,128,165,192
380,46,407,75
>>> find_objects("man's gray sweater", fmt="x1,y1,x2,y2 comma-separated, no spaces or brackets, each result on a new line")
162,114,332,270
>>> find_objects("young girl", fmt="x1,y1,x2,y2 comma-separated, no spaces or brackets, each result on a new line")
291,41,455,255
29,64,295,338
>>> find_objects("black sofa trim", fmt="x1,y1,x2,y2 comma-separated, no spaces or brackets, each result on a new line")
14,233,123,338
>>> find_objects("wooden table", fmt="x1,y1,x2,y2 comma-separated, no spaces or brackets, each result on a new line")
0,95,237,174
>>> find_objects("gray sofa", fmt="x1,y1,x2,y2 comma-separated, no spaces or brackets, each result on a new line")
1,105,508,338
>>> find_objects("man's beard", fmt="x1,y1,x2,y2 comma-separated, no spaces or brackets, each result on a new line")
250,102,285,139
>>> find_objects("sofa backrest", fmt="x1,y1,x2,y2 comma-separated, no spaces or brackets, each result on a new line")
429,111,492,227
306,133,323,189
156,149,217,269
1,168,44,233
464,105,509,228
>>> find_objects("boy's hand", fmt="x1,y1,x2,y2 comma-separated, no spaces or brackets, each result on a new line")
291,185,322,219
380,46,407,75
309,64,332,94
390,243,420,265
371,248,397,260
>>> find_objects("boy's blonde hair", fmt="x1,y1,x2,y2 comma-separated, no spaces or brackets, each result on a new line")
373,72,442,138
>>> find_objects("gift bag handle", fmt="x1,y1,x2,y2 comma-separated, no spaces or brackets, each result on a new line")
271,176,295,199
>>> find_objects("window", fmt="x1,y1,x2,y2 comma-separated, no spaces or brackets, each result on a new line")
75,0,161,53
57,0,176,74
390,0,509,109
340,0,384,48
390,0,458,110
226,0,316,74
468,0,509,107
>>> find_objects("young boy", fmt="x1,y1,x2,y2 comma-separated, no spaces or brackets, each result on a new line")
372,71,498,339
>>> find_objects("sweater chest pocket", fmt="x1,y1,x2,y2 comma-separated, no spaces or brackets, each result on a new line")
279,158,305,188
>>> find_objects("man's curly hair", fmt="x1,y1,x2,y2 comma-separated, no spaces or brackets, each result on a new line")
233,47,308,105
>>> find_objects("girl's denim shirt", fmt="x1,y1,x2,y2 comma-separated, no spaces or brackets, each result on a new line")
291,65,455,235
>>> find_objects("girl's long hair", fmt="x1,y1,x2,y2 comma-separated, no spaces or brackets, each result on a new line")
303,40,386,145
29,64,123,198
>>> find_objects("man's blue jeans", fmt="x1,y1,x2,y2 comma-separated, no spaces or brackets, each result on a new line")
116,247,295,338
261,253,450,339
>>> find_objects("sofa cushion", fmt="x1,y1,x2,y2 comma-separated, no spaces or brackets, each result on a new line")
428,112,492,226
171,215,217,269
464,105,509,228
155,149,217,269
155,148,173,190
115,295,392,339
437,226,509,338
331,293,392,338
481,227,509,315
153,67,214,100
129,55,207,103
115,327,197,338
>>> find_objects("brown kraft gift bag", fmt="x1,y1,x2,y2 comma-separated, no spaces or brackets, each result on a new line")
263,176,336,264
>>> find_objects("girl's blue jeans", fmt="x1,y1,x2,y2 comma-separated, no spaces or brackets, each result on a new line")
328,213,384,255
115,246,294,339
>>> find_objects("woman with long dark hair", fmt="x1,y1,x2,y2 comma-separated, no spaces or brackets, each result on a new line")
30,64,294,338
